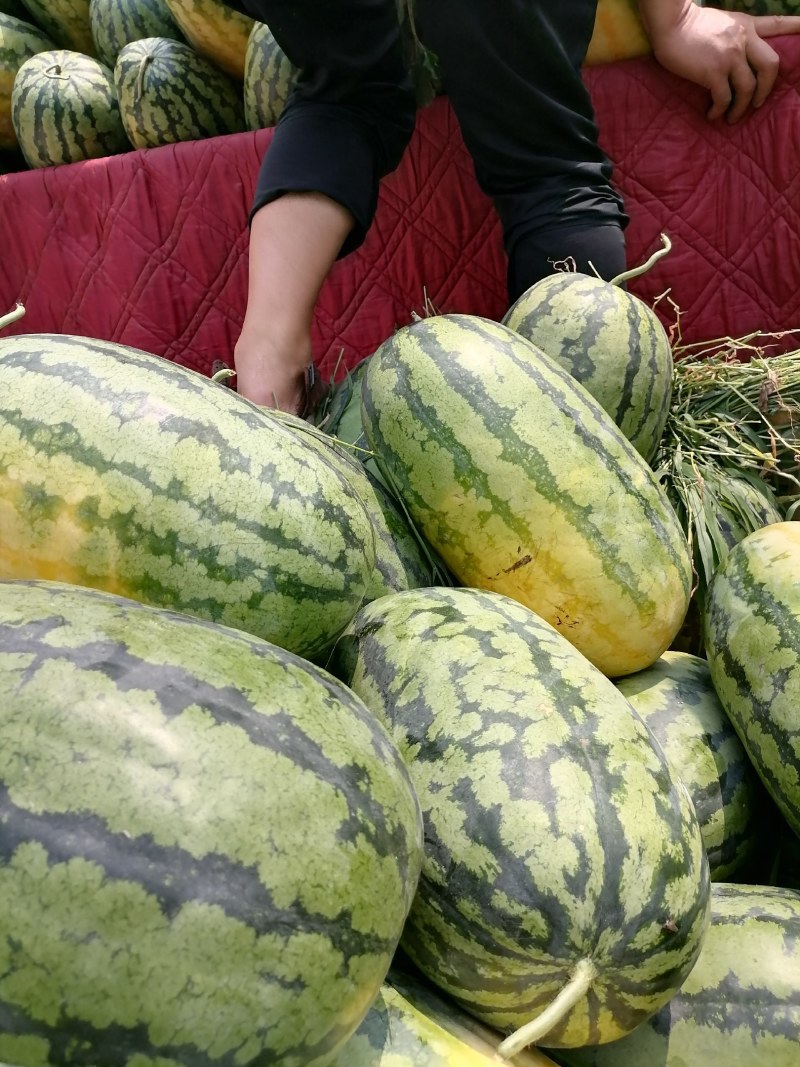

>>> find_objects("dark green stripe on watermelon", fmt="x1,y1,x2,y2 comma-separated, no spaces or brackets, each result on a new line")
0,579,423,1067
0,334,377,661
114,35,244,148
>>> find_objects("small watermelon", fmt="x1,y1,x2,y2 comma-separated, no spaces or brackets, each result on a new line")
18,0,95,55
503,272,673,462
243,20,297,130
0,11,53,150
11,48,127,167
88,0,183,69
114,36,244,148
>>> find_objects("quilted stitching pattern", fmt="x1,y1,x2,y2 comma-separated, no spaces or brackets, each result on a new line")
1,37,799,379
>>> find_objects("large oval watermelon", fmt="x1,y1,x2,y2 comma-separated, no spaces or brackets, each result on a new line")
163,0,252,80
114,36,244,148
552,883,800,1066
331,586,710,1051
361,313,692,678
0,333,376,662
12,47,128,167
243,19,297,130
703,521,800,837
0,578,423,1067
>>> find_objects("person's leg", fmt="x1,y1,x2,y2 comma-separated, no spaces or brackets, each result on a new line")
229,0,416,410
416,0,628,304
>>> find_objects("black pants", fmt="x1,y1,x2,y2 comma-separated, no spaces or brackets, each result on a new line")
230,0,627,301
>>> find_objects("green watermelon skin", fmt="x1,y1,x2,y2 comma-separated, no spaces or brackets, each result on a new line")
0,11,54,150
89,0,183,69
615,651,766,880
243,19,297,130
0,334,377,662
703,521,800,837
11,47,128,166
550,882,800,1067
331,586,710,1049
0,578,423,1067
114,36,244,149
502,272,672,463
361,313,691,678
19,0,95,54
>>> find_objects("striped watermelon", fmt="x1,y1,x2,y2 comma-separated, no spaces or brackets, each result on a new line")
18,0,95,55
502,272,673,462
615,651,766,880
333,966,557,1066
11,48,127,167
0,12,53,149
89,0,183,69
0,334,377,662
0,578,423,1067
551,883,800,1066
163,0,253,80
703,521,800,837
331,587,710,1051
114,36,244,148
271,409,435,601
361,314,692,678
243,20,297,130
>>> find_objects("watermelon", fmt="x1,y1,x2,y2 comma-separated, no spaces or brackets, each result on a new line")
550,883,800,1066
270,409,435,601
332,966,557,1066
243,19,297,130
0,578,423,1067
0,333,377,662
0,11,53,150
703,521,800,837
11,48,128,167
89,0,183,69
331,586,710,1051
18,0,95,55
114,36,244,148
502,272,673,462
584,0,651,65
163,0,253,80
615,651,766,880
361,313,692,678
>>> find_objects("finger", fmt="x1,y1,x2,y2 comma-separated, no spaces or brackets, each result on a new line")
706,74,733,121
752,15,800,39
726,58,758,123
747,36,781,108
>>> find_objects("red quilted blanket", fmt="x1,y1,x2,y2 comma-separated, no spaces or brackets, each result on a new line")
2,37,800,381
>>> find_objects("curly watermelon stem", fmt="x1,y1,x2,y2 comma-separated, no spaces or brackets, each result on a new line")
0,303,25,331
496,958,598,1059
610,232,671,287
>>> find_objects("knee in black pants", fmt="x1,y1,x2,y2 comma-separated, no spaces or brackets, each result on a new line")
506,222,627,305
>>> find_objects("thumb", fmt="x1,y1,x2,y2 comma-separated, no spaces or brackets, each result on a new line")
753,14,800,38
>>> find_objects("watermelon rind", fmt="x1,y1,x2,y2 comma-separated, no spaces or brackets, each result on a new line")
89,0,184,69
0,11,54,149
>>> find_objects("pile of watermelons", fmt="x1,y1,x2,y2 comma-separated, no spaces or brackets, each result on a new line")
3,0,796,172
0,245,798,1067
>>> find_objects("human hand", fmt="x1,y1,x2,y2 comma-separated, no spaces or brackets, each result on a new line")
639,3,800,122
233,331,314,416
